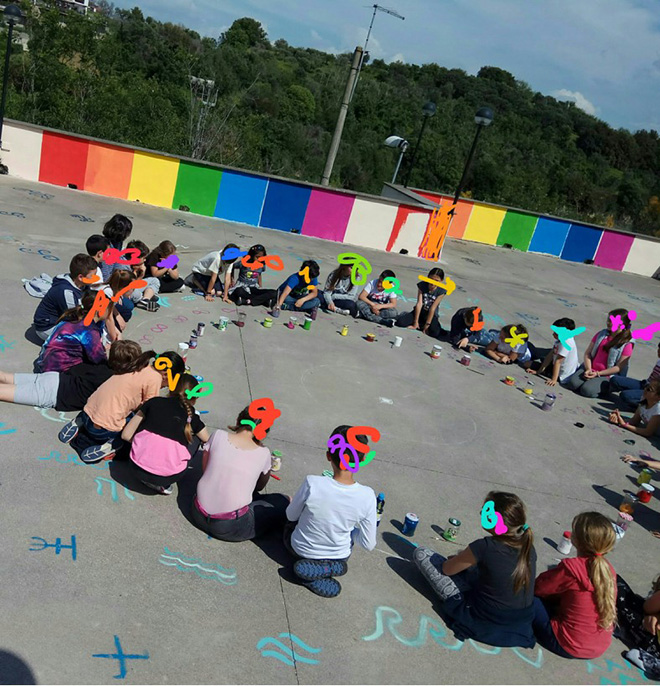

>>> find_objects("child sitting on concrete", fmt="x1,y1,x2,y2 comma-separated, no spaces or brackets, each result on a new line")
484,324,532,367
275,260,321,314
356,270,398,327
284,425,377,598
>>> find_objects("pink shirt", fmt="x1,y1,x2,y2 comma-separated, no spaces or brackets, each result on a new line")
196,430,271,515
590,334,633,372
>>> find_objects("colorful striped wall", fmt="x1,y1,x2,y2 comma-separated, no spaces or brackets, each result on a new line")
4,120,659,278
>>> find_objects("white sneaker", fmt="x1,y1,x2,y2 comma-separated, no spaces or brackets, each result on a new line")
336,308,351,316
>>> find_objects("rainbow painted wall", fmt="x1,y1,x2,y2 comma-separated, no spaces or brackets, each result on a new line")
3,119,660,278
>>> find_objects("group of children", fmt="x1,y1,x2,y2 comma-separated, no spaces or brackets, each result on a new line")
3,217,659,675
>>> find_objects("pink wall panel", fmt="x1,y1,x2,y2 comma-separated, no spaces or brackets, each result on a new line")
593,231,635,271
301,188,355,242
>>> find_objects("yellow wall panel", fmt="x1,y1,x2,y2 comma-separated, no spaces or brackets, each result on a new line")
127,151,180,208
462,204,506,245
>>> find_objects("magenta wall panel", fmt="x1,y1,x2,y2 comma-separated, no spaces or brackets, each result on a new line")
301,188,355,242
594,231,635,271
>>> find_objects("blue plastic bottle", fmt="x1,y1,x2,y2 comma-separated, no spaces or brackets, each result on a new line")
376,492,385,527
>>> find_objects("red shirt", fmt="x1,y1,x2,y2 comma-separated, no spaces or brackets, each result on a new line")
535,556,616,658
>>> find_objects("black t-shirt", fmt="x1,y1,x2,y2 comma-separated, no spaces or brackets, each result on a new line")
469,536,537,611
137,396,205,445
56,362,113,412
418,281,443,311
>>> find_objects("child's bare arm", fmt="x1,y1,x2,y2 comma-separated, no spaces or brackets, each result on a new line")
277,284,292,308
205,272,218,302
442,545,477,576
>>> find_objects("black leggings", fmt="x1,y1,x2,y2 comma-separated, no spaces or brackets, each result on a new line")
158,274,185,293
230,287,277,308
396,310,444,338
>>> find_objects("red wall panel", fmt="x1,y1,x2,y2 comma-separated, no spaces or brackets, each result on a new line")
39,132,90,189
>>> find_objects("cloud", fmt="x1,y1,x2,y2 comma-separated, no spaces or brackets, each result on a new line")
552,89,597,115
389,53,406,64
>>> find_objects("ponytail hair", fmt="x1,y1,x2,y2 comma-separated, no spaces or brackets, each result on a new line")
605,308,633,351
58,291,98,324
228,405,267,446
484,491,534,595
171,374,198,444
572,512,617,629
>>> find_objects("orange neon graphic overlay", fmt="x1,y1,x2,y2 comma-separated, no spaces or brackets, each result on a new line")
418,204,454,261
470,307,484,332
247,397,282,441
81,275,101,284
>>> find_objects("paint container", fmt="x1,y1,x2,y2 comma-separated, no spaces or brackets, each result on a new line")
504,376,516,386
310,307,318,321
637,468,653,486
624,439,636,445
288,316,297,330
523,388,533,395
612,522,626,540
188,334,198,349
197,322,205,336
193,375,204,383
443,518,461,542
263,317,273,328
460,354,471,367
341,325,349,337
237,312,246,328
218,317,229,332
178,342,189,362
541,393,556,411
303,316,312,331
376,492,385,527
430,345,442,359
366,333,376,342
637,484,655,503
394,336,403,348
616,511,633,532
402,513,419,536
619,492,638,515
272,307,280,319
558,531,572,555
271,455,282,472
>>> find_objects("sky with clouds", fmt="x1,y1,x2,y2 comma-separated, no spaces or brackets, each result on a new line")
111,0,660,133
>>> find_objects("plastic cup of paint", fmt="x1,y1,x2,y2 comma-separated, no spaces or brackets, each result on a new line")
504,376,516,386
402,512,419,536
303,316,312,331
178,342,189,362
218,317,229,332
637,468,653,486
430,345,442,359
288,317,297,330
616,511,633,532
394,336,403,348
237,312,246,328
263,317,273,328
366,333,376,342
637,484,655,503
271,307,280,319
523,388,533,395
460,354,471,367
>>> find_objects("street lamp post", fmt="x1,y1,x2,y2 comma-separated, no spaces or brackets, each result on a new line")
384,135,409,184
402,101,436,188
0,4,22,151
451,106,494,207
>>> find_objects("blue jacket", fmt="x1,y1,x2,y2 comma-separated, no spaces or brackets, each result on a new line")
33,274,82,333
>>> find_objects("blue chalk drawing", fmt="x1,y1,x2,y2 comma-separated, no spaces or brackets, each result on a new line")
0,421,16,436
94,477,135,503
13,187,54,200
38,449,108,470
70,214,95,222
18,246,59,260
363,607,544,667
182,295,196,301
0,210,25,218
0,335,16,352
515,312,539,326
586,658,650,685
173,218,193,228
158,547,237,585
557,298,577,308
29,535,77,560
156,296,171,308
33,407,69,423
256,633,321,666
483,313,505,327
92,635,149,680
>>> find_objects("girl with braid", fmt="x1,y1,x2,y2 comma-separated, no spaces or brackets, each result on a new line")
122,374,210,495
533,512,617,659
413,491,537,647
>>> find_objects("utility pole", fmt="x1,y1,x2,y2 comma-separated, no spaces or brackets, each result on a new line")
321,46,363,187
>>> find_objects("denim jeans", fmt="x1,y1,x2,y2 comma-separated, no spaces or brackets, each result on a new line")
356,300,398,324
282,294,320,312
532,597,575,658
609,375,644,408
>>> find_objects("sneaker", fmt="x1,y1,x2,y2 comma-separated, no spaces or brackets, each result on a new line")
58,416,82,444
136,298,159,312
175,284,186,292
140,479,173,495
294,559,348,580
80,442,116,464
383,319,395,328
302,578,342,598
336,308,351,316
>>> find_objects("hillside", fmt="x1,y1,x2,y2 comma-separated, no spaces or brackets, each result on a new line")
4,1,660,235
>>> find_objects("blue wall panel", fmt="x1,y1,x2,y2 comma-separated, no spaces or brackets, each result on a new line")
527,217,571,256
214,171,268,225
560,224,603,263
259,181,311,233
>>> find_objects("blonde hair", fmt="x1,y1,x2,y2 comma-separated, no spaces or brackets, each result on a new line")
572,512,617,629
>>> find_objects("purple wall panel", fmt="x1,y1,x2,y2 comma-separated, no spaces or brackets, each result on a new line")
301,189,355,242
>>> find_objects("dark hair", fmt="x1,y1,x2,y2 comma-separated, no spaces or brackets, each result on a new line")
326,424,370,470
171,374,198,444
484,491,534,595
553,318,576,330
428,267,445,282
126,239,150,259
328,265,352,292
464,306,483,328
86,234,109,257
103,214,133,247
605,308,633,351
642,379,660,407
302,259,320,280
248,244,267,259
106,269,133,295
58,290,100,323
228,405,268,446
148,240,176,266
155,350,185,377
121,350,157,374
502,323,527,337
379,269,395,281
70,254,99,280
108,340,143,374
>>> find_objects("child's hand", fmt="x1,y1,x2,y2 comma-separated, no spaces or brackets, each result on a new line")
457,337,469,349
294,298,305,309
205,293,214,302
408,324,417,330
643,614,658,636
545,379,557,386
528,369,537,375
500,355,510,364
223,296,231,304
328,303,336,312
584,369,598,379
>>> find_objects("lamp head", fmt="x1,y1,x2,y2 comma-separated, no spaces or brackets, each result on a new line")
4,4,23,24
422,101,437,118
474,106,494,127
384,135,409,151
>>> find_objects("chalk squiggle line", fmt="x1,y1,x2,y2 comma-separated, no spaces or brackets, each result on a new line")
256,634,321,666
159,547,237,583
159,553,236,578
159,559,238,584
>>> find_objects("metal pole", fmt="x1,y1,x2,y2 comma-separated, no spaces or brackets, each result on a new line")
403,115,428,188
0,20,14,150
452,124,483,206
391,149,405,184
321,46,363,187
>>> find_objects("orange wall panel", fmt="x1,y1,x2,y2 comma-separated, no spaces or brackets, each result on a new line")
84,142,134,199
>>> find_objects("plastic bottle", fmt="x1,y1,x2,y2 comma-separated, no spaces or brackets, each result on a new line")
558,531,572,555
376,492,385,527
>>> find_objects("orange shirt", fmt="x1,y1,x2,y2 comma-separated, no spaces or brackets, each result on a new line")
84,365,162,431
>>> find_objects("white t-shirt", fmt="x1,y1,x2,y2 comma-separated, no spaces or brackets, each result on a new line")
496,339,531,362
192,251,222,276
363,279,394,304
639,402,660,428
553,338,579,382
286,475,377,559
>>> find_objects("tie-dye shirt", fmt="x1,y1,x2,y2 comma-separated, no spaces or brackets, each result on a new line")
36,320,106,373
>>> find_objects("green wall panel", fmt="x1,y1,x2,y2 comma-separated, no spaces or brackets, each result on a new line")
172,162,223,216
496,211,538,251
